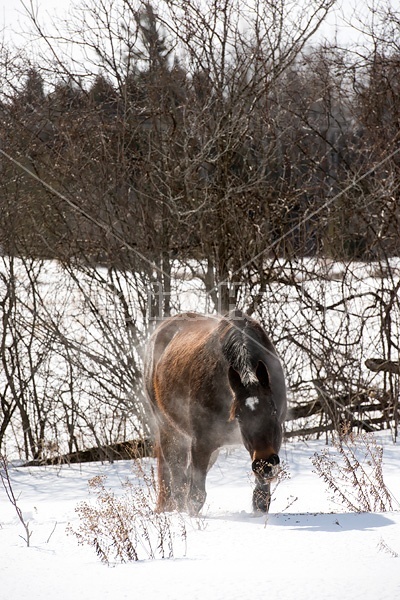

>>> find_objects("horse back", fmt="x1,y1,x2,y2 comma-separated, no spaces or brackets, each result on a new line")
143,314,220,424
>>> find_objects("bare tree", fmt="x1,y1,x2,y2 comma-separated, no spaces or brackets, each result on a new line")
0,0,399,459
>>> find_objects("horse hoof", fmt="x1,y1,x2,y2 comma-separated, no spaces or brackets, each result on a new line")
187,500,203,516
187,491,206,516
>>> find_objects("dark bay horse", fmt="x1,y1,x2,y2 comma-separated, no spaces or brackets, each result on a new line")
144,309,287,514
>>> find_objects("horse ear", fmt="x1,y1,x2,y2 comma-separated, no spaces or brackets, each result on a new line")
256,361,270,387
228,366,243,391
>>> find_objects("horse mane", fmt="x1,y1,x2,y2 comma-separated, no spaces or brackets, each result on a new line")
219,309,260,387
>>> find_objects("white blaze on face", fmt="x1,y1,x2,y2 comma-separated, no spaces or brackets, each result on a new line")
245,397,259,411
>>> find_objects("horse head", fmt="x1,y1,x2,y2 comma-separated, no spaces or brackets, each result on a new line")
228,360,282,483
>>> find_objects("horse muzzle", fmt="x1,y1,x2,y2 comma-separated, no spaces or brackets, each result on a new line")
252,454,280,481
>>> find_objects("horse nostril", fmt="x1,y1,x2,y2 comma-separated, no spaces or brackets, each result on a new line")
269,454,280,466
252,454,280,479
252,458,271,475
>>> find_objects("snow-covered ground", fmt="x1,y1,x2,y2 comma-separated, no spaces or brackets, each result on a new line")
1,438,399,600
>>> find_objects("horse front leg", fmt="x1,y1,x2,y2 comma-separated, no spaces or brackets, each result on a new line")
252,482,271,513
251,454,279,512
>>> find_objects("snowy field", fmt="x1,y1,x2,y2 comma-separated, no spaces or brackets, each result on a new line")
1,438,399,600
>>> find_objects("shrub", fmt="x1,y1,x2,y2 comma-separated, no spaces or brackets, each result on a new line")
67,466,187,564
311,426,395,513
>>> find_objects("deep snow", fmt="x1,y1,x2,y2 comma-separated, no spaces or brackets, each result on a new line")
1,439,400,600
